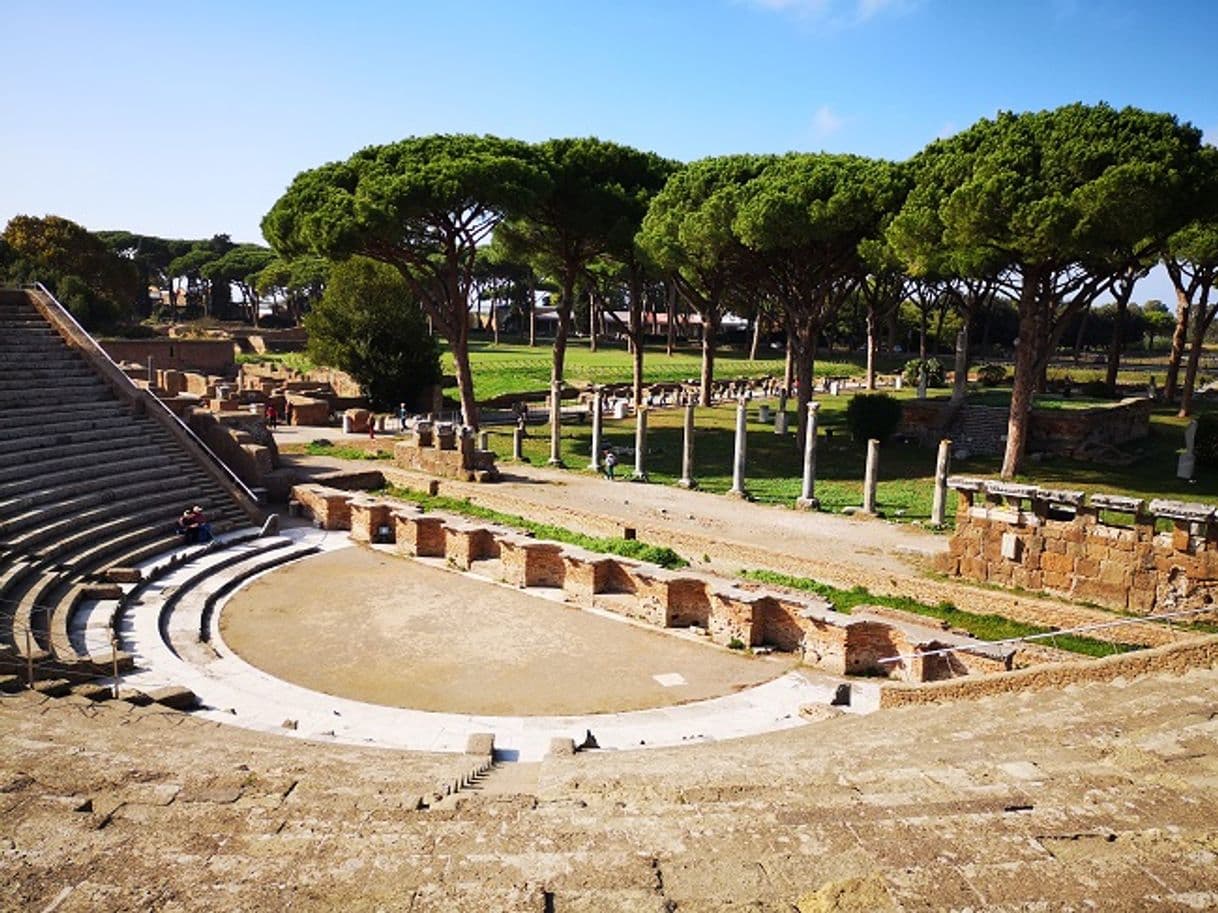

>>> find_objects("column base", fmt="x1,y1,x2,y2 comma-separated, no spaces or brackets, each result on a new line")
794,497,819,510
547,458,566,468
631,471,649,482
677,478,697,489
726,488,751,501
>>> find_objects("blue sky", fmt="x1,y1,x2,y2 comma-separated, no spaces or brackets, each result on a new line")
2,0,1215,302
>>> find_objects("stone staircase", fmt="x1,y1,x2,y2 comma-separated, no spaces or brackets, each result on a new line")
0,288,259,686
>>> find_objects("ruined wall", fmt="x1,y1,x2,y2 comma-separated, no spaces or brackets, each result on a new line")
394,423,499,483
881,635,1218,707
941,478,1218,618
101,339,236,375
899,397,1152,456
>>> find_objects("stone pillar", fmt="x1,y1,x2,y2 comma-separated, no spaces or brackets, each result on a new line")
512,424,525,461
548,379,563,467
678,403,696,489
477,430,490,451
728,398,748,498
146,356,154,385
774,411,787,436
588,391,603,471
931,438,952,528
862,438,880,514
795,401,820,509
632,407,648,481
778,390,788,414
1178,419,1198,480
758,403,772,424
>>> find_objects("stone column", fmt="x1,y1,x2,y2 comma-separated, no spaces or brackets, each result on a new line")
931,438,952,528
477,430,490,451
146,356,154,385
512,424,525,461
632,407,648,481
727,398,748,498
548,379,564,467
588,390,603,471
795,401,820,509
774,411,788,436
862,438,880,514
678,403,696,489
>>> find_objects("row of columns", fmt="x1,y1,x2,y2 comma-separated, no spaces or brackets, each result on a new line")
541,391,954,524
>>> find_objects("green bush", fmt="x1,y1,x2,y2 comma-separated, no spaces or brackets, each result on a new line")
1195,414,1218,469
845,393,903,443
976,363,1007,386
902,357,945,387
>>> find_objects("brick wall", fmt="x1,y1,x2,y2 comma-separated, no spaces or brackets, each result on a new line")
941,478,1218,618
101,339,236,374
288,483,1033,684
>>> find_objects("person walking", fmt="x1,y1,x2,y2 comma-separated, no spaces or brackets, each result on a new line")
602,447,618,480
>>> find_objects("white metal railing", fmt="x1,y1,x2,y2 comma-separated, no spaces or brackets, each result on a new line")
877,606,1217,666
22,282,263,508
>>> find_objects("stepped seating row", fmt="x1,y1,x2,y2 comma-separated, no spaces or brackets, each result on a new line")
291,483,1013,682
0,288,255,685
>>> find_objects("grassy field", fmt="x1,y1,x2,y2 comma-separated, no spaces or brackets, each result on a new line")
442,338,895,402
481,390,1218,528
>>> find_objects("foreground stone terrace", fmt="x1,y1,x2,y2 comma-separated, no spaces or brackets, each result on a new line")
4,663,1217,911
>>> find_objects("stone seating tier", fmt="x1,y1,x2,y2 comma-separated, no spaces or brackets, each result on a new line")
0,288,255,679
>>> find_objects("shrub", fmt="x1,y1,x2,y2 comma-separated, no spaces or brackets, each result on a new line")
1195,413,1218,469
902,357,945,388
1079,380,1111,398
975,363,1007,386
845,393,903,443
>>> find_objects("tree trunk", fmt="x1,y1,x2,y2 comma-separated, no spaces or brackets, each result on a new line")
1104,279,1134,394
865,303,878,390
791,319,816,452
588,289,598,353
784,336,795,393
699,312,719,406
749,315,761,361
665,281,676,357
1178,300,1214,418
1072,306,1089,363
950,315,971,404
628,270,646,408
450,326,479,429
528,276,537,347
1001,281,1042,479
1164,291,1191,401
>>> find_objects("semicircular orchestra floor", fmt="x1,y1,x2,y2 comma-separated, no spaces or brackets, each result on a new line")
220,546,789,716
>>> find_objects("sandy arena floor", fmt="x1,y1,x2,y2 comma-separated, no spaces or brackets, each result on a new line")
219,546,789,715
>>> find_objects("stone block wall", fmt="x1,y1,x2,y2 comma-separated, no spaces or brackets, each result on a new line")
899,397,1152,457
941,478,1218,618
289,483,1024,682
393,425,499,483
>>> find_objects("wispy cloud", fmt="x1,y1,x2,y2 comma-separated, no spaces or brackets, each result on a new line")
740,0,913,27
810,105,845,140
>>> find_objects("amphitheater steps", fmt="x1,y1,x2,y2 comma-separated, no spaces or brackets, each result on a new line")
70,527,264,658
117,533,319,678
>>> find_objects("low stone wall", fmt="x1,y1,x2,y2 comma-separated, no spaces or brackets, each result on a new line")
101,338,236,375
394,422,499,483
899,397,1152,457
184,409,279,489
941,477,1218,618
288,483,1019,683
880,635,1218,707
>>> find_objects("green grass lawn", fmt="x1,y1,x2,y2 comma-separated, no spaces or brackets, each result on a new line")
443,338,892,402
480,390,1218,528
